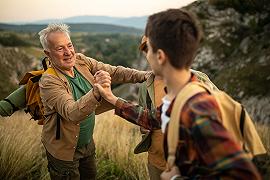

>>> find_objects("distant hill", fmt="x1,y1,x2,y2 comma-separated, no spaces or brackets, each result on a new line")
15,15,147,30
0,23,143,35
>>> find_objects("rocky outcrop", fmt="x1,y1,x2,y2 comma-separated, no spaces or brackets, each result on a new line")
187,0,270,123
0,47,36,99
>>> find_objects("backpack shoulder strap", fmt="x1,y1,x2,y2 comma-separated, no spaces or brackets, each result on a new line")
43,66,62,139
166,82,206,170
44,67,58,77
19,57,51,85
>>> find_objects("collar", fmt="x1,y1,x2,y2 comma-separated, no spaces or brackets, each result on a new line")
164,72,198,117
145,71,155,88
50,53,95,87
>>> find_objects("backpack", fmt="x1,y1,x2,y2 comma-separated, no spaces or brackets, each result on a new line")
134,70,219,154
167,81,267,175
18,57,57,125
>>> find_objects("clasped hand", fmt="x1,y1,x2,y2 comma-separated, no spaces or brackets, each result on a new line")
94,70,117,105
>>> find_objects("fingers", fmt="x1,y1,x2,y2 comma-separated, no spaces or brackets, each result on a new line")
94,83,103,93
160,166,181,180
94,70,111,88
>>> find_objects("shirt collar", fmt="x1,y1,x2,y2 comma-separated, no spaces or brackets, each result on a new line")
164,72,198,117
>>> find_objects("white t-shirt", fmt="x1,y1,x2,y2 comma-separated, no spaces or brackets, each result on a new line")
161,96,171,133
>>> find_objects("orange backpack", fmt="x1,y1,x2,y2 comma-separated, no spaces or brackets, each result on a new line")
19,57,57,125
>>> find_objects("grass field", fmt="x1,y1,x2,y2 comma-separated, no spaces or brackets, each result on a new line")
0,110,269,179
0,111,148,180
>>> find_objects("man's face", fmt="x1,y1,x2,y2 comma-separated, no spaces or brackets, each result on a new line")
45,31,76,72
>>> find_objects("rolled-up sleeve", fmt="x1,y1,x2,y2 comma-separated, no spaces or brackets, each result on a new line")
85,56,148,84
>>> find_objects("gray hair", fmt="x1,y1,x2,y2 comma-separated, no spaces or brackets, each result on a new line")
38,23,70,50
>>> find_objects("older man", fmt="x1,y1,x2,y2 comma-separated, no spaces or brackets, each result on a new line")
38,23,148,180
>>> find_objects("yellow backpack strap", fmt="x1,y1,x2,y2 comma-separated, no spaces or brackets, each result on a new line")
44,67,58,77
167,82,205,171
43,66,61,139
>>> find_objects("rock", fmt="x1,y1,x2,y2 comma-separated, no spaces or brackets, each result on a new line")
239,37,250,54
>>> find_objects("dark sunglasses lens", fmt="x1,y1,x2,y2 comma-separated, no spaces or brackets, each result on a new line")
141,43,148,53
143,45,148,53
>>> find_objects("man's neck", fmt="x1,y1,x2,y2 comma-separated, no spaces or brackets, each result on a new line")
154,75,163,80
65,68,75,77
163,68,191,101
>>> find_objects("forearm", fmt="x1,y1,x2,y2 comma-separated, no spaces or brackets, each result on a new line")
0,100,14,116
58,89,100,122
114,98,160,130
110,66,148,84
0,85,26,117
40,75,100,123
88,56,148,84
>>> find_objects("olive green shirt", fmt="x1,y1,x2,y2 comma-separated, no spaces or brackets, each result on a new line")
65,68,95,147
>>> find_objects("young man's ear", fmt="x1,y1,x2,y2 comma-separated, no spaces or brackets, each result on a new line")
157,49,167,65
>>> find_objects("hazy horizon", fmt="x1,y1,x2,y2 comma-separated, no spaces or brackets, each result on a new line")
0,0,196,23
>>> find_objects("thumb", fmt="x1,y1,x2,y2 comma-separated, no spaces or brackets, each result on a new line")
94,83,103,91
94,83,106,97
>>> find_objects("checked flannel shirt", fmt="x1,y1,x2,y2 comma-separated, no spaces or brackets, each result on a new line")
114,74,261,179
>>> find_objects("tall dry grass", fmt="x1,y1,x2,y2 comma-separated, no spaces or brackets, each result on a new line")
0,110,269,180
0,111,148,180
0,112,48,180
94,111,148,179
255,122,270,153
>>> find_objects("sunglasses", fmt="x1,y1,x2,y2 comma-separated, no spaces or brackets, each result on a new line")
139,41,148,53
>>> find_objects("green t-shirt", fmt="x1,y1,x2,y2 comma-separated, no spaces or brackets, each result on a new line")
65,68,95,147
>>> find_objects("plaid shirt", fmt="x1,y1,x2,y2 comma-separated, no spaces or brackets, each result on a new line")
115,75,261,179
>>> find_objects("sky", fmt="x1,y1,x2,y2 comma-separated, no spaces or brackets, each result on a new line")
0,0,196,23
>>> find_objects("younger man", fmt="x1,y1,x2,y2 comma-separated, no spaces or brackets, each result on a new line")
134,36,218,179
95,9,261,179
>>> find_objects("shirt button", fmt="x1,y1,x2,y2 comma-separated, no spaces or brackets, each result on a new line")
76,123,79,126
75,135,78,138
73,147,76,149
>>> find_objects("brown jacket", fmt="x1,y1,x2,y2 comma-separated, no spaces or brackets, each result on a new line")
39,53,147,161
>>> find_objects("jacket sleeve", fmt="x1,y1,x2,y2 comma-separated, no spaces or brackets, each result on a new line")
138,82,148,107
39,74,100,123
137,82,151,134
0,85,26,117
115,98,161,130
80,54,149,84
